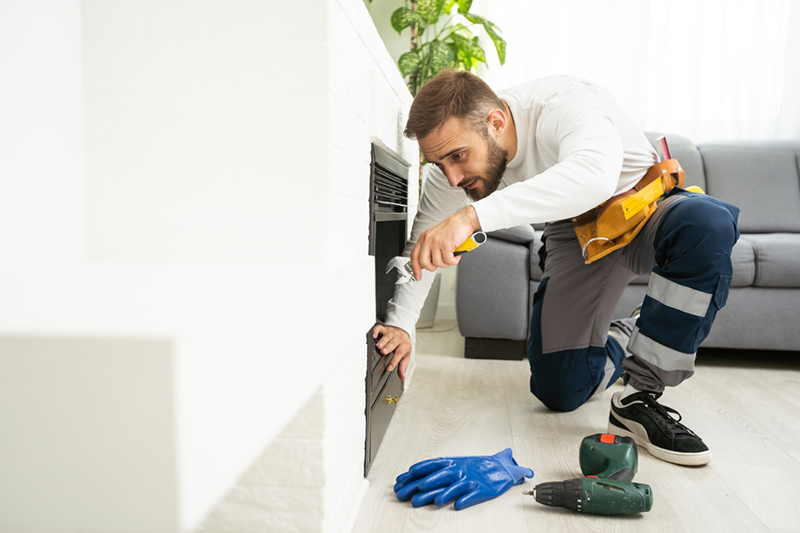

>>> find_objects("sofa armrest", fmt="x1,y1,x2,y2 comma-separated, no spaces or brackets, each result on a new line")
485,224,536,245
457,231,532,341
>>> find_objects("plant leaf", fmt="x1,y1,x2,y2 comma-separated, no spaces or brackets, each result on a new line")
443,0,458,15
455,46,472,71
391,7,425,34
447,23,475,40
398,51,422,77
449,32,486,64
456,0,473,13
417,0,445,25
462,12,506,64
427,40,456,78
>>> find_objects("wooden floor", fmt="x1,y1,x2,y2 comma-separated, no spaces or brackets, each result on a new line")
353,320,800,533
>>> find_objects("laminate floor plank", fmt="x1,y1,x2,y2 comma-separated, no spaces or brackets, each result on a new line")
632,432,770,533
669,368,800,531
504,358,621,442
691,364,800,460
402,347,525,530
398,352,445,413
352,407,433,533
353,320,800,533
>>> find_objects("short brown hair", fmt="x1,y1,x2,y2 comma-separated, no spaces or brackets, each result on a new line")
404,70,505,140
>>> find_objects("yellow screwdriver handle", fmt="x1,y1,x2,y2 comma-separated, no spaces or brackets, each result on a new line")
454,231,488,256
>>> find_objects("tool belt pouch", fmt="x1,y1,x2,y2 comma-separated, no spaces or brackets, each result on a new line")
573,159,684,264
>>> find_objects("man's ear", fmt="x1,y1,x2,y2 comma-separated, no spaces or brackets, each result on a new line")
488,108,507,139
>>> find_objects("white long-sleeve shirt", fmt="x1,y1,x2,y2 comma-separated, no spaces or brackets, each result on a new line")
385,75,659,334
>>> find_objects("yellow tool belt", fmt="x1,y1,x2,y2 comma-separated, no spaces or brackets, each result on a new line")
572,159,685,264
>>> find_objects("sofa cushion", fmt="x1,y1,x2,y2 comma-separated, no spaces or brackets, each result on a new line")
625,237,754,287
698,143,800,233
730,238,756,287
741,234,800,287
646,132,706,191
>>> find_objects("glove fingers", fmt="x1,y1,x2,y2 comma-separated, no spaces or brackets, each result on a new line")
418,466,463,491
410,488,446,508
395,479,423,502
408,458,454,478
454,488,492,510
393,472,414,493
433,480,477,507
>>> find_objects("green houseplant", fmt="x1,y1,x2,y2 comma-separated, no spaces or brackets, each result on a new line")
391,0,506,96
387,1,506,328
389,0,507,189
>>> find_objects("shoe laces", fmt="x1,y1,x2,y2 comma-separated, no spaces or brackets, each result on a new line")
640,394,698,437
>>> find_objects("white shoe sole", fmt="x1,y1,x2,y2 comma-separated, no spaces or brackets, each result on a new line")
608,410,712,466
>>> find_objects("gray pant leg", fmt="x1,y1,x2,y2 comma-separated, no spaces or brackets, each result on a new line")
537,222,640,400
540,222,639,353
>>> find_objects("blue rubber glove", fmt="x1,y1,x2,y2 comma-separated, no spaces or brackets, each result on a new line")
393,448,534,510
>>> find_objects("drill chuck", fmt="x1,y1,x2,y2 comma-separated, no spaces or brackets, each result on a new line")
531,478,653,515
533,479,584,512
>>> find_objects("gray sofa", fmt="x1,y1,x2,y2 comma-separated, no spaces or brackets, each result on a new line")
456,133,800,359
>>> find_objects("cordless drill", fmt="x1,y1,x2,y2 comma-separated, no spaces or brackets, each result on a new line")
525,434,654,515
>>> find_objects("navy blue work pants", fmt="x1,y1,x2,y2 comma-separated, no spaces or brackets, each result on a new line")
527,191,740,412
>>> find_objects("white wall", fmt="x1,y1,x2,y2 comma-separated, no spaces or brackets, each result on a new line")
194,1,417,531
82,0,332,264
0,0,87,265
0,0,417,532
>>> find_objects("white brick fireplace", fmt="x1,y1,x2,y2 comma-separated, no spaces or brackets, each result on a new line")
0,1,417,532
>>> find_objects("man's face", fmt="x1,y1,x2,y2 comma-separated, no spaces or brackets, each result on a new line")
418,116,508,201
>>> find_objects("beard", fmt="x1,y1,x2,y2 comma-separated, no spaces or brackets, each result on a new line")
462,136,508,201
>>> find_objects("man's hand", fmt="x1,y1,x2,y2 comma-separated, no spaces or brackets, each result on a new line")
372,324,412,380
411,206,481,281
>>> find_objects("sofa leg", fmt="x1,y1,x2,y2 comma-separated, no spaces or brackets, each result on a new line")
464,337,527,360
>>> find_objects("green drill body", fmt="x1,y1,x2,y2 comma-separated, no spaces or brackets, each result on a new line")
532,477,653,515
528,434,654,516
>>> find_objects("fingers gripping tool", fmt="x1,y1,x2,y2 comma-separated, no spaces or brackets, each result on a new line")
386,231,488,284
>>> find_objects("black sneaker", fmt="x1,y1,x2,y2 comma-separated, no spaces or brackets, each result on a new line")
608,391,712,466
